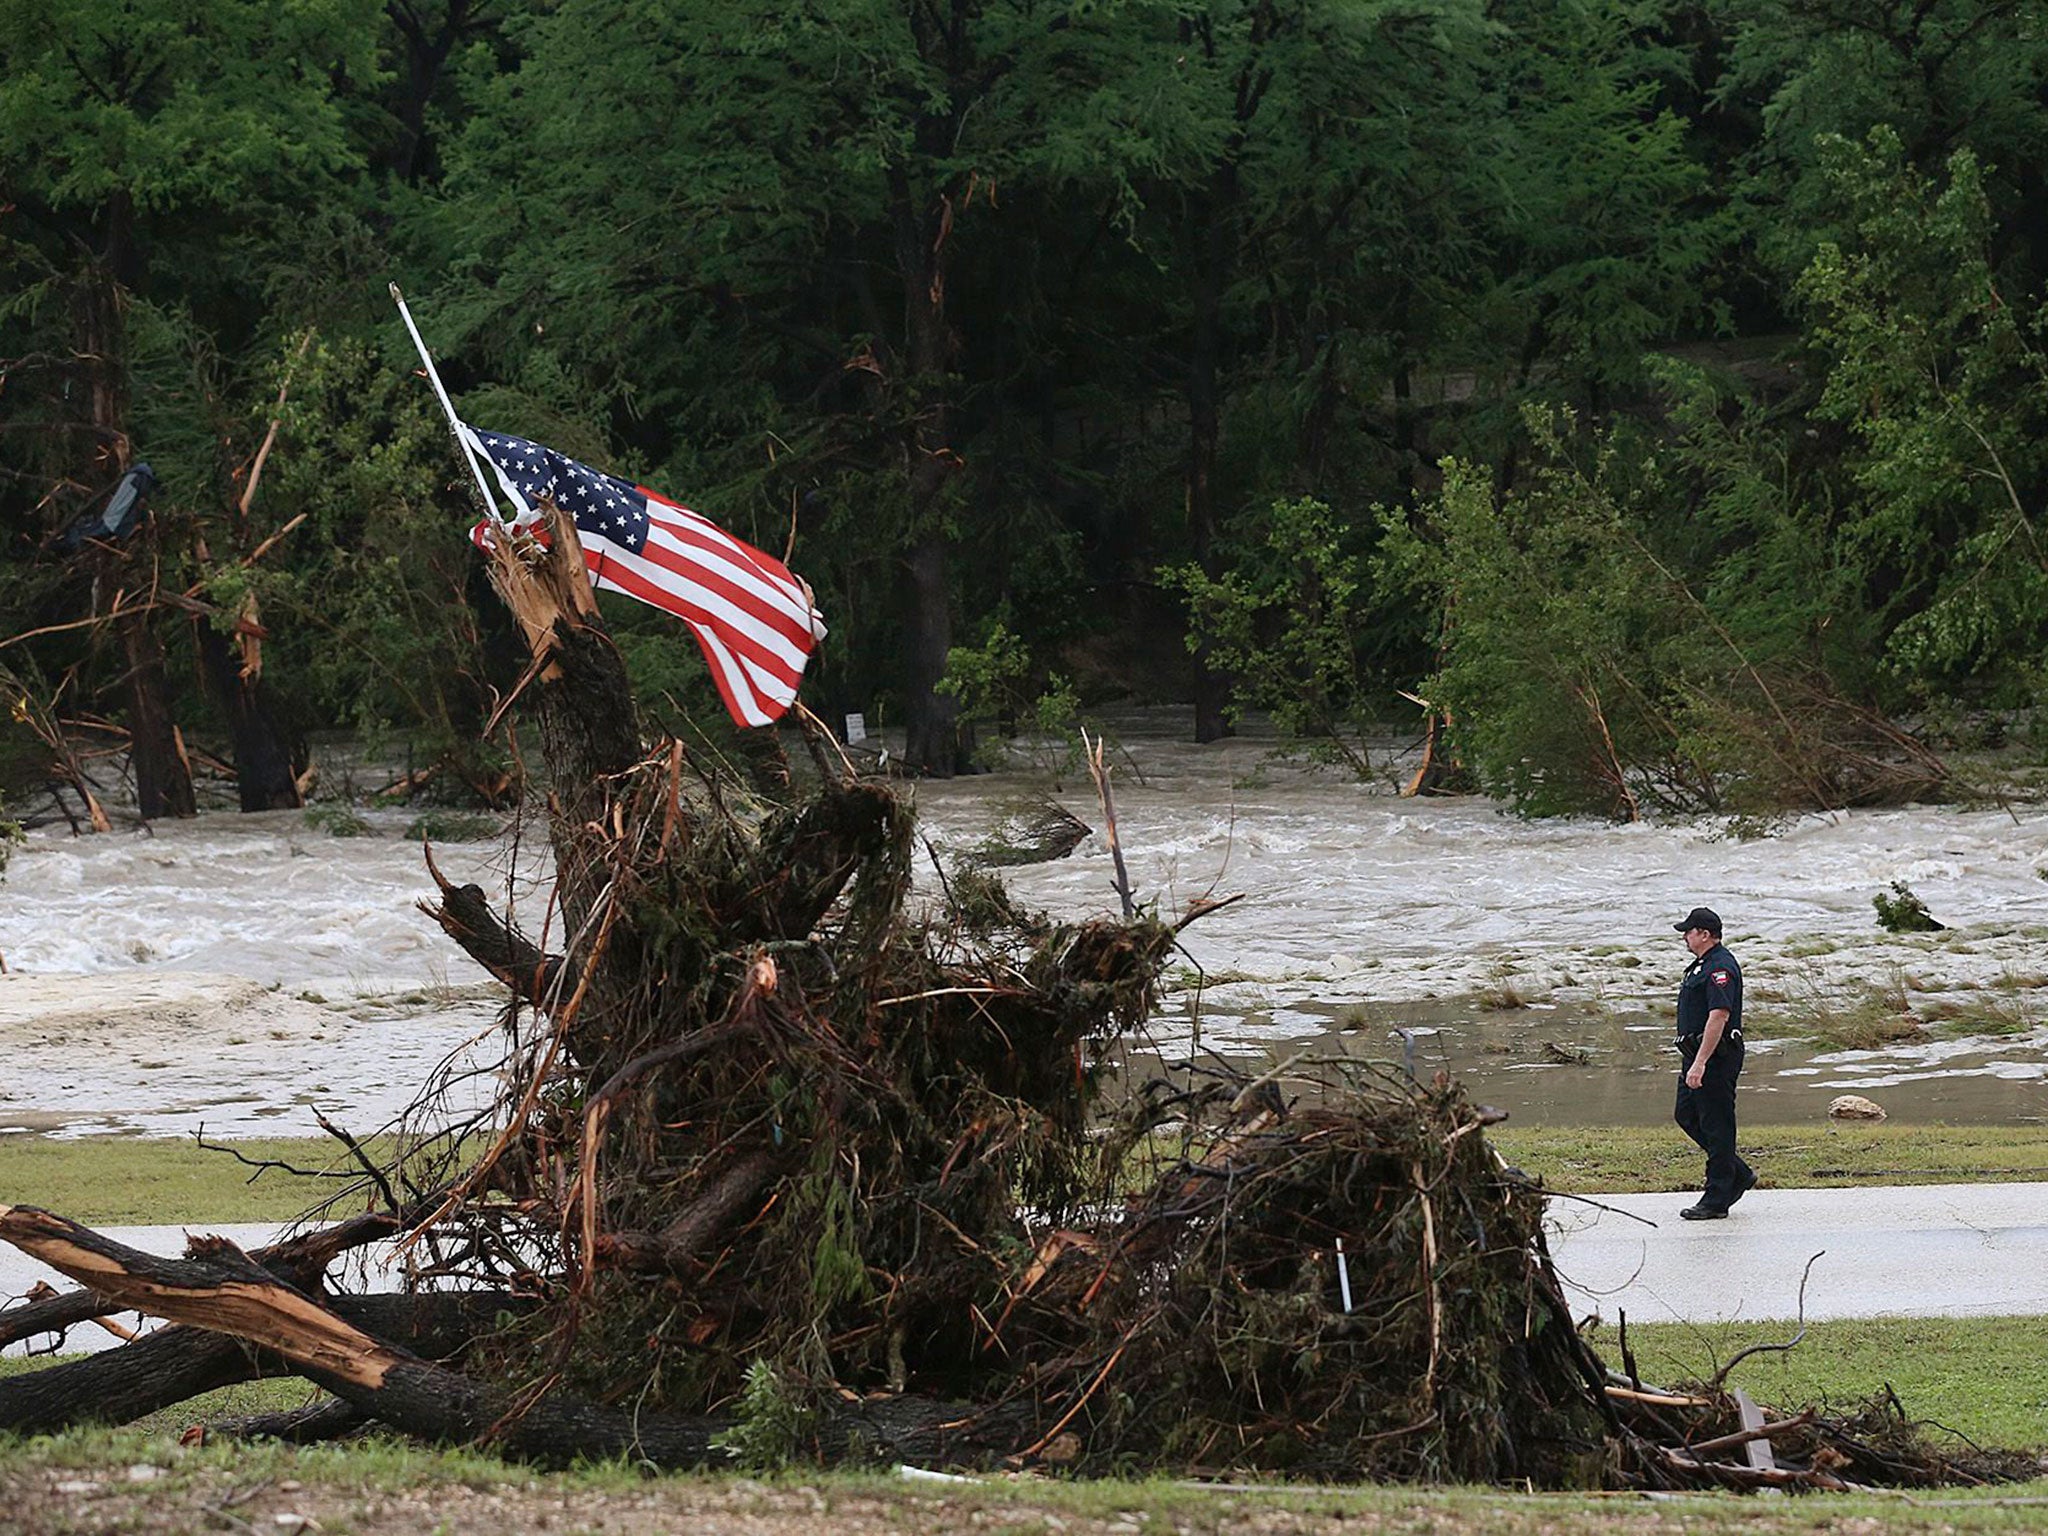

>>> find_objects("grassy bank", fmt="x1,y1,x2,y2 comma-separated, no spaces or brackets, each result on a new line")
1492,1122,2048,1195
0,1135,396,1225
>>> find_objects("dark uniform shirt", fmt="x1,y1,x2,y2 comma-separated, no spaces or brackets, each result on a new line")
1676,942,1742,1045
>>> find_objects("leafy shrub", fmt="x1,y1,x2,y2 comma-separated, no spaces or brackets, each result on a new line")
1382,399,1943,820
303,804,371,838
402,811,501,843
938,619,1082,783
710,1359,815,1471
1873,881,1945,932
1164,496,1383,780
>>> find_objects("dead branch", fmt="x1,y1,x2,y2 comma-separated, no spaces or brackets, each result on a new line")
1081,728,1135,918
1712,1251,1824,1388
419,843,563,1008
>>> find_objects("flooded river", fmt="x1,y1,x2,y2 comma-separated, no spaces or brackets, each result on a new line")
3,711,2046,1137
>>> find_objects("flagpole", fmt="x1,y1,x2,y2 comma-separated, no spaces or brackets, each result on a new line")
389,282,507,525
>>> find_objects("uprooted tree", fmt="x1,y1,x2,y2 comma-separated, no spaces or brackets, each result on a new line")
0,504,2030,1491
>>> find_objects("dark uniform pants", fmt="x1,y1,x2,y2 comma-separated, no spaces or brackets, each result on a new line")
1674,1036,1752,1211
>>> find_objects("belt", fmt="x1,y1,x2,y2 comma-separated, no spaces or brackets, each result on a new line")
1677,1029,1742,1049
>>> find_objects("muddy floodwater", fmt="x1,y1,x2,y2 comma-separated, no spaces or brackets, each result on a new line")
3,710,2046,1137
1112,996,2048,1127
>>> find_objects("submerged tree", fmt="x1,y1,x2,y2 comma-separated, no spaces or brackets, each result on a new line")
1386,399,1945,820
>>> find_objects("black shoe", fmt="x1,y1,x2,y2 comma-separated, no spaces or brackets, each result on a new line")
1729,1167,1759,1205
1679,1204,1729,1221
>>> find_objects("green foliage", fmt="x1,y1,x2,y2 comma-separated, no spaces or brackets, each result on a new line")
1,0,2043,814
938,620,1082,780
401,811,500,843
1797,129,2048,702
1380,431,1705,817
1164,496,1385,778
0,0,379,219
1873,880,1945,933
260,334,504,755
1384,389,1954,819
1474,0,1728,388
1716,0,2048,282
303,804,372,837
806,1173,873,1314
710,1359,818,1472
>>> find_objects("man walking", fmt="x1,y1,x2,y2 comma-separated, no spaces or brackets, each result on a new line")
1672,906,1756,1220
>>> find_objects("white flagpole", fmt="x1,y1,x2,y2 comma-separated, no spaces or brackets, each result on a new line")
389,282,508,525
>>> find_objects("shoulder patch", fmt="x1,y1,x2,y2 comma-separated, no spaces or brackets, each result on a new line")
1711,969,1731,986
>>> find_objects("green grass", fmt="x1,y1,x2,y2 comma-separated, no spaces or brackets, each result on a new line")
0,1135,396,1225
0,1434,2043,1535
1493,1122,2048,1195
1611,1314,2048,1452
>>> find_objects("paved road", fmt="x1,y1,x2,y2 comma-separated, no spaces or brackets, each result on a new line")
5,1186,2046,1355
1547,1182,2048,1323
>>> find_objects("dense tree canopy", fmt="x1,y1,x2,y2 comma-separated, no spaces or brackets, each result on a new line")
3,0,2044,813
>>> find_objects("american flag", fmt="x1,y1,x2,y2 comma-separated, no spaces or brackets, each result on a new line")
463,427,825,728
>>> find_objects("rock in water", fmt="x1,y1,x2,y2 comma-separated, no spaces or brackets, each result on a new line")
1828,1094,1887,1121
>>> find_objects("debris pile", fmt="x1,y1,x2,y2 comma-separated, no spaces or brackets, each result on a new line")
0,506,2028,1490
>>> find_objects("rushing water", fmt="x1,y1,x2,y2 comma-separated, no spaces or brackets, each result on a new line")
3,709,2045,1137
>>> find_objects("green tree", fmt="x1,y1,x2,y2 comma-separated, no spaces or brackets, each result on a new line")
1475,1,1727,412
1797,128,2048,702
1386,400,1940,820
1713,0,2048,282
435,0,1226,774
1121,0,1492,739
1164,495,1385,776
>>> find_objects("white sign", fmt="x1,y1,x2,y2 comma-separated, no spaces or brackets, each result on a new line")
844,712,867,744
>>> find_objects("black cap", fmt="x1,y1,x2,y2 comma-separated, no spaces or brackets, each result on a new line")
1674,906,1722,935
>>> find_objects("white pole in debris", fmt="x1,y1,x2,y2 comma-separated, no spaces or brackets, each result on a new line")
1336,1238,1354,1314
389,283,506,525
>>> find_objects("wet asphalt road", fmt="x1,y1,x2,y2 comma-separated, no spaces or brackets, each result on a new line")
1547,1181,2048,1323
5,1186,2046,1356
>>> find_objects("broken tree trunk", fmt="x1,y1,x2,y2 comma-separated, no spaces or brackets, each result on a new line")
0,1210,404,1350
475,505,639,959
193,613,303,812
114,593,196,821
0,1205,1027,1467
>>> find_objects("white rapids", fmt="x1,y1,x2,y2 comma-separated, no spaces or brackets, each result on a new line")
2,711,2046,1138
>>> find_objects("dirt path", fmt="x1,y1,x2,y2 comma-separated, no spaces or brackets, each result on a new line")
6,1455,2042,1536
